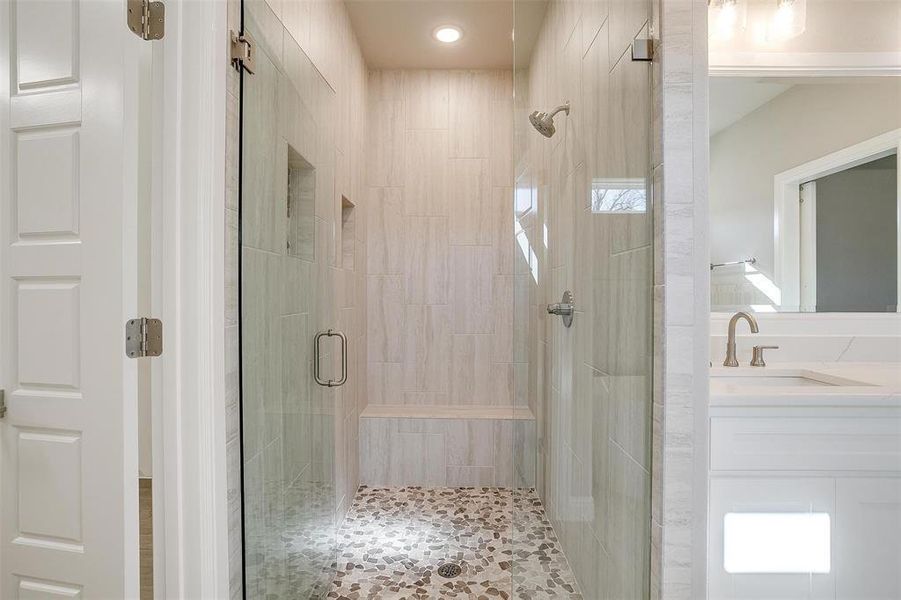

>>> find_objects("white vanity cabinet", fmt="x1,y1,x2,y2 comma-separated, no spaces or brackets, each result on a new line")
708,403,901,600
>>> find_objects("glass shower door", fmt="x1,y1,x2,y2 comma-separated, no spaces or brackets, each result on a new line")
239,2,341,597
513,0,654,597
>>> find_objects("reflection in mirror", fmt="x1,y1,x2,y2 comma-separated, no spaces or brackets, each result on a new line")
709,76,901,313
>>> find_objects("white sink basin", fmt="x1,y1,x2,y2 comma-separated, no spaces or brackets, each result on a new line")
714,375,834,387
711,368,872,389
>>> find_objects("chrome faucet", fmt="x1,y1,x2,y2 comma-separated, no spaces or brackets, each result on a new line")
723,311,759,367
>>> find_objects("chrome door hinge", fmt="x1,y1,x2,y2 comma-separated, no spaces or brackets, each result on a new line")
126,318,163,358
127,0,165,41
0,390,6,418
631,37,654,61
231,31,257,74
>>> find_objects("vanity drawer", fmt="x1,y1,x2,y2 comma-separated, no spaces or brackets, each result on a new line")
710,416,901,472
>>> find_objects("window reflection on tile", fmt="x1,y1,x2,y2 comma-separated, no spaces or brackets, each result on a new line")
591,178,648,214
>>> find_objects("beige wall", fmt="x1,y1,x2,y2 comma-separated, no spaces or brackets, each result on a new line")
364,69,516,409
710,80,901,281
520,0,655,598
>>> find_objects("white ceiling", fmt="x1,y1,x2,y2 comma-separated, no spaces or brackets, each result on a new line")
709,78,794,136
344,0,548,69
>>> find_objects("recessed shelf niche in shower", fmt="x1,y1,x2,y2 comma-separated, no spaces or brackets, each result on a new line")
286,144,315,262
340,196,355,270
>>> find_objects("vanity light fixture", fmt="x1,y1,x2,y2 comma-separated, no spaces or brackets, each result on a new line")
433,25,463,44
708,0,746,42
769,0,806,41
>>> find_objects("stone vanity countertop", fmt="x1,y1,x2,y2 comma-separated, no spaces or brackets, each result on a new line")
709,362,901,407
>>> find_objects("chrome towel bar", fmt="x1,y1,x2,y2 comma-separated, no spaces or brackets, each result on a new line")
710,257,756,271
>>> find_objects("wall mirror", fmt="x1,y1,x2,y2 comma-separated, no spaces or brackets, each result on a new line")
709,75,900,313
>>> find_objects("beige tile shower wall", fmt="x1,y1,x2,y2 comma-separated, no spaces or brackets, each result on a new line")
364,69,517,410
224,0,368,597
358,416,536,488
520,1,656,599
225,3,241,597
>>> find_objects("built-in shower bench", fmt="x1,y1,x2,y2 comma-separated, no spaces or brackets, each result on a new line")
358,404,536,489
359,404,534,420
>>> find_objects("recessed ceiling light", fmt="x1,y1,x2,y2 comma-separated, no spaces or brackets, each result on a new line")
434,25,463,44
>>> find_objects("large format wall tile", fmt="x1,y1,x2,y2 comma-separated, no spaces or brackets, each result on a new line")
358,416,535,488
445,419,494,466
366,69,515,411
404,217,448,304
366,187,405,275
449,158,492,245
493,187,514,276
582,22,611,185
449,70,494,158
403,70,449,130
367,361,403,405
359,418,447,486
242,49,282,254
368,69,404,100
366,99,404,187
490,100,514,187
402,305,451,393
449,334,493,405
404,130,449,216
446,466,495,486
492,274,514,362
451,246,495,334
281,312,311,485
366,276,405,362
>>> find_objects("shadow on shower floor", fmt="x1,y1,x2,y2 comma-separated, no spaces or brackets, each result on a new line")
327,486,582,600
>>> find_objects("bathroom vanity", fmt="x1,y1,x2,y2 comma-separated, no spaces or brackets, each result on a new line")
707,363,901,599
705,12,901,598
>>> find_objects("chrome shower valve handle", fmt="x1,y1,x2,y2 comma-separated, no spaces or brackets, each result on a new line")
547,291,575,327
547,303,573,315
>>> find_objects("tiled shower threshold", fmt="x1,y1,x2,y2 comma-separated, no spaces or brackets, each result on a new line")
327,486,583,600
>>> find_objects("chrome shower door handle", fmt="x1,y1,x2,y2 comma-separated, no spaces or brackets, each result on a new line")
314,329,348,387
313,331,327,386
334,330,348,386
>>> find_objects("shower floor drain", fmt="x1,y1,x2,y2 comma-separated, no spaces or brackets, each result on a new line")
437,563,462,578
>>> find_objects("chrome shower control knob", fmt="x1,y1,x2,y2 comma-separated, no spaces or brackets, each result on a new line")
547,303,573,315
547,291,575,328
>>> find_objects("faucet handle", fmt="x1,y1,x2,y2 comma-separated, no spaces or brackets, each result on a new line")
750,345,779,367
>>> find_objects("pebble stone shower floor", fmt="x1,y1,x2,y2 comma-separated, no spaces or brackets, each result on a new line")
327,486,583,600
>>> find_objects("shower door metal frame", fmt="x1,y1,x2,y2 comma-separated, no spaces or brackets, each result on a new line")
235,3,250,597
235,0,248,592
234,0,342,596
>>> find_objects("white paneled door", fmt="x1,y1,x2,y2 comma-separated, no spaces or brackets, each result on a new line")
1,0,143,597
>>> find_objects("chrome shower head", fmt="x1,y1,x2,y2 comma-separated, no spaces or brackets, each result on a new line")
529,102,570,138
529,111,555,137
